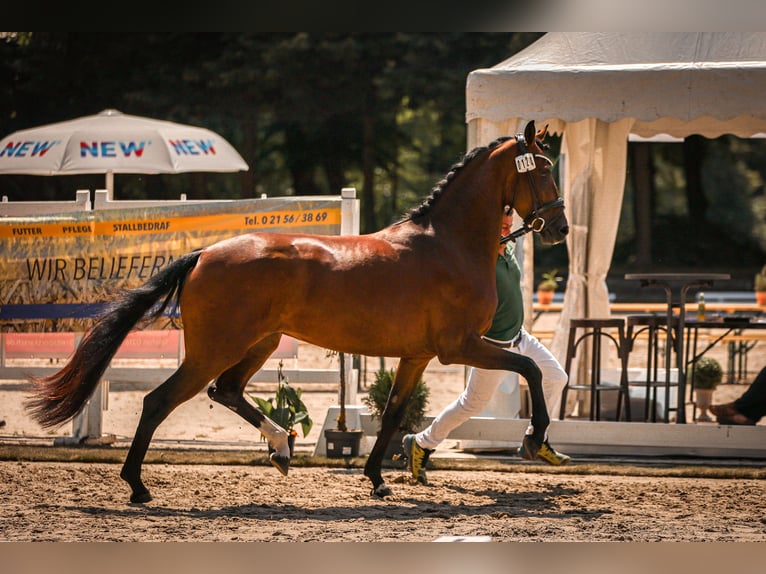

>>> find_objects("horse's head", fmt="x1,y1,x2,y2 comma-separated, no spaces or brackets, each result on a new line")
498,121,569,246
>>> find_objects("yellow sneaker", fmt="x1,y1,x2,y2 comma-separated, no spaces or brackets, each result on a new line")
536,440,571,465
402,434,433,484
518,436,571,466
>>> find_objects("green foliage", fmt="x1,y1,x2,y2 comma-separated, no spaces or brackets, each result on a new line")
251,362,313,437
362,367,429,433
755,264,766,291
537,269,562,292
693,356,723,389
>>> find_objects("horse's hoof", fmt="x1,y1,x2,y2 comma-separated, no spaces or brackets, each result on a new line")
371,482,392,498
517,434,542,461
130,490,152,504
269,453,290,476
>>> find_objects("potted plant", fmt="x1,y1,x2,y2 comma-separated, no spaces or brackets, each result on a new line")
324,352,364,458
692,356,723,422
755,264,766,306
536,269,562,305
362,367,429,459
251,361,313,456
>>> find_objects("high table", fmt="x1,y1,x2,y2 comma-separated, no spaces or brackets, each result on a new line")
624,273,731,423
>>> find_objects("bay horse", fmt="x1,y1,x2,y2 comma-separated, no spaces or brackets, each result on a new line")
26,120,568,502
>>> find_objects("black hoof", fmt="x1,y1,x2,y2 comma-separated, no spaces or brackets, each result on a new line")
130,489,152,504
270,453,290,476
371,482,392,498
518,434,542,461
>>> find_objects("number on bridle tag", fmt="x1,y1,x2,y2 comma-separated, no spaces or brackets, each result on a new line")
515,153,536,173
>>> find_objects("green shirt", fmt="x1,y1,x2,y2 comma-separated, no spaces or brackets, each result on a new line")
483,243,524,344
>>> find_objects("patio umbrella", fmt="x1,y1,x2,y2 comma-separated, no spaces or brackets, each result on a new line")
0,109,249,199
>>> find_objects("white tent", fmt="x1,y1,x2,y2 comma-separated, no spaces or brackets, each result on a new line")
466,32,766,361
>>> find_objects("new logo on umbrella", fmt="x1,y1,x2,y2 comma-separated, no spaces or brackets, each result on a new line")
1,140,60,158
1,138,218,160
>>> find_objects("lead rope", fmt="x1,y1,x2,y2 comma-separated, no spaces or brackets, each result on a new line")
500,224,534,245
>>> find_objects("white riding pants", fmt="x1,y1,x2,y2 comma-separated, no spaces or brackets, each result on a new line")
415,328,568,450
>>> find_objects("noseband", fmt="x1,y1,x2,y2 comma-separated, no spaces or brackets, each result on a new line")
500,133,565,245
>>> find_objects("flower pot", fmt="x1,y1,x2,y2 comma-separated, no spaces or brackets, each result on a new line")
324,429,363,458
695,388,715,422
756,291,766,306
537,290,554,305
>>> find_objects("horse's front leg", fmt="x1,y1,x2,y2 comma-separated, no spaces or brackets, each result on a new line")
364,357,430,497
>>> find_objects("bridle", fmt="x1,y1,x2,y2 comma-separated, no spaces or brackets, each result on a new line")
500,133,565,245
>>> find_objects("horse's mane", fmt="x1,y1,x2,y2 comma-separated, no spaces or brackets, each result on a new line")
397,136,513,224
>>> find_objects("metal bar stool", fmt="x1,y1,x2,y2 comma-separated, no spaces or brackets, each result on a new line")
625,314,679,422
559,318,631,421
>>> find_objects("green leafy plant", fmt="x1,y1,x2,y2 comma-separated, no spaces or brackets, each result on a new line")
692,356,723,390
251,361,313,438
754,264,766,292
537,269,562,292
362,367,430,433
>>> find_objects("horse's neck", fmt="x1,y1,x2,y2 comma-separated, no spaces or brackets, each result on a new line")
429,170,505,259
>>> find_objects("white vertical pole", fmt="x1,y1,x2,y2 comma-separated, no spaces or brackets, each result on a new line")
105,172,114,201
62,333,113,445
71,381,107,442
340,187,360,404
340,187,359,236
75,189,92,210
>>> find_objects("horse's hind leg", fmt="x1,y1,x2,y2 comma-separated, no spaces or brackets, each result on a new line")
120,362,215,503
206,333,292,474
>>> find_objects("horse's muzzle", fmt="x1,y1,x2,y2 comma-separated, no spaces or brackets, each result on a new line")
539,214,569,245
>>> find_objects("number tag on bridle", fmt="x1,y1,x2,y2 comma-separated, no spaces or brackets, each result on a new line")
515,153,536,173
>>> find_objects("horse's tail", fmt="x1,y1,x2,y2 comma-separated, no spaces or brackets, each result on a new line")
25,250,203,428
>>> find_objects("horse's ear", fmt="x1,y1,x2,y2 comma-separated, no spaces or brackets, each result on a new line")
524,120,536,145
537,123,550,140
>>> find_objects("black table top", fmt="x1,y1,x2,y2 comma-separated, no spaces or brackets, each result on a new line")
624,273,731,282
685,317,766,329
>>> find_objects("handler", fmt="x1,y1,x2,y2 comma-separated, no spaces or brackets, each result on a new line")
403,207,570,484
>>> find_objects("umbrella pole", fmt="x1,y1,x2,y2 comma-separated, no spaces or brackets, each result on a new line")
105,172,114,201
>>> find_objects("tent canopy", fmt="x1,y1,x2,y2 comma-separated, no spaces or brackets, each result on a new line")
468,32,766,138
465,32,766,361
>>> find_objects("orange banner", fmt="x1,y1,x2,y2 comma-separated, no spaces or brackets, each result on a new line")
0,197,343,313
0,207,340,239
